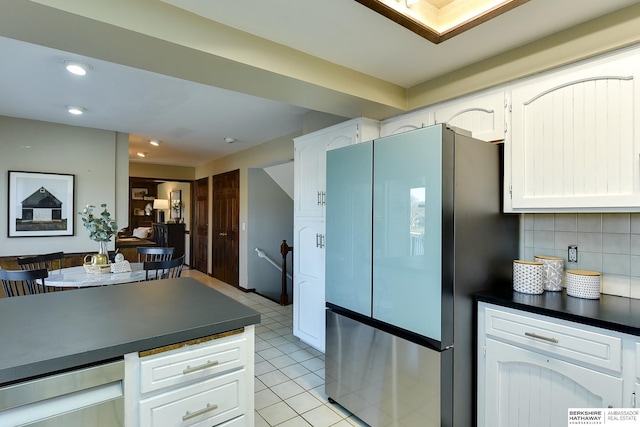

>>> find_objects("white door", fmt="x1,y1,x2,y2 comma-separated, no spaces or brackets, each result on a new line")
483,338,623,427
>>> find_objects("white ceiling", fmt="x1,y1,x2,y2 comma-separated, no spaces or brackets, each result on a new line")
0,0,637,167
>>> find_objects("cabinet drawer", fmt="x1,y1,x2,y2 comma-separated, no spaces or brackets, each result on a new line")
217,415,246,427
139,369,245,427
140,336,247,394
484,306,622,372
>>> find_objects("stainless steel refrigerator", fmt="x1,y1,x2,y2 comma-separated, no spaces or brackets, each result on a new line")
324,124,519,427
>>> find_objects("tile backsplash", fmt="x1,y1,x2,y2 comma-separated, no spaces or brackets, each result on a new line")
522,213,640,298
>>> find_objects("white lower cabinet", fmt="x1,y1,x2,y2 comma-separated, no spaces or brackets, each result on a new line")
478,303,631,427
125,326,254,427
293,218,325,352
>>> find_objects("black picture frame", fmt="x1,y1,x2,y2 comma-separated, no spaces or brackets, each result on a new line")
8,171,75,237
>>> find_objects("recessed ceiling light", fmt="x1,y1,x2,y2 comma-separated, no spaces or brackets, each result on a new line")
137,152,147,158
225,137,237,144
149,140,160,146
63,60,92,76
66,105,85,115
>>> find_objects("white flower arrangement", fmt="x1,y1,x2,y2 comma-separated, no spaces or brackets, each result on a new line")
171,199,183,214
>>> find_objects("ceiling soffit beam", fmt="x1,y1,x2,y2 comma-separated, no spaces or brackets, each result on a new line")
409,2,640,109
3,0,406,120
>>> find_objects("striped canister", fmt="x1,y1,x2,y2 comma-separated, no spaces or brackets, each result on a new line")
534,255,564,292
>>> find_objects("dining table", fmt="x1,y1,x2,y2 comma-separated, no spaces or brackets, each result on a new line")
45,263,146,289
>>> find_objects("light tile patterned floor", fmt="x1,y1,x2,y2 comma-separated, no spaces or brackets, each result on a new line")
183,269,367,427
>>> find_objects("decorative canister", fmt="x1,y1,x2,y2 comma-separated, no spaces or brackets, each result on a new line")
534,255,564,292
513,260,544,294
566,270,601,299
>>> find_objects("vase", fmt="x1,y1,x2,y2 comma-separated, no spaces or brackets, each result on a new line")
94,241,109,265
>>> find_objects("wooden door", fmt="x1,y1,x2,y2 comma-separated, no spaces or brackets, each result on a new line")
212,170,239,286
193,177,209,274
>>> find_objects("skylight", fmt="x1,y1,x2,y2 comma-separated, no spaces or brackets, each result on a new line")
355,0,529,44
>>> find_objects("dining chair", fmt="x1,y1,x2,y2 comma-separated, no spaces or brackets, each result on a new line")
137,247,174,263
143,256,184,281
17,251,64,272
0,268,49,297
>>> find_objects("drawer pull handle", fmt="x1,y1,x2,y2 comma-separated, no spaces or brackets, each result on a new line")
525,332,558,343
182,403,218,421
183,360,219,374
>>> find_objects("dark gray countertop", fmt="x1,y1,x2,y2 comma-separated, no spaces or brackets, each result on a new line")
477,286,640,336
0,277,260,385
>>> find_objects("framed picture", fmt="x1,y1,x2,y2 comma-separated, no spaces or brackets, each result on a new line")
8,171,75,237
134,208,145,216
131,187,148,200
170,190,182,219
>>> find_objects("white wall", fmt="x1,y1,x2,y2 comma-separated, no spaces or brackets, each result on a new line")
0,116,128,256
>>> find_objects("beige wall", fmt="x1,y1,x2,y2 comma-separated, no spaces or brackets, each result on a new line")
195,132,298,288
129,162,195,181
0,116,128,256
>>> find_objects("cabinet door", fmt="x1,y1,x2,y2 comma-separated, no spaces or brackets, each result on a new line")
483,338,623,427
509,51,640,210
434,91,506,142
294,123,361,217
293,218,325,352
294,137,325,217
380,109,434,137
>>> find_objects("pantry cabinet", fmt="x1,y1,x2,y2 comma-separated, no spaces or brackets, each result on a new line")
293,118,379,352
294,118,379,218
507,48,640,211
292,218,325,349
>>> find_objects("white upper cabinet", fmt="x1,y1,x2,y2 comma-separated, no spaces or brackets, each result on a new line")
380,108,434,137
508,48,640,211
433,91,507,142
294,118,379,217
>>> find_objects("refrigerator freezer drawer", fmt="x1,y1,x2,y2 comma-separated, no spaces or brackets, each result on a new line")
325,310,451,427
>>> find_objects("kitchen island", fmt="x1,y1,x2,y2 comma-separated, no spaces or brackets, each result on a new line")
0,277,260,426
